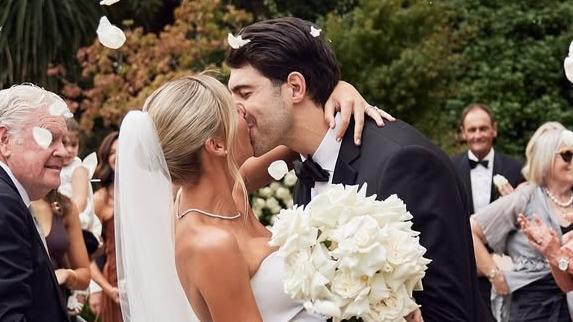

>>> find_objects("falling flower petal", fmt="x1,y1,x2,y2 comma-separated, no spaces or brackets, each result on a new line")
82,152,98,178
493,174,509,189
268,160,289,180
99,0,120,5
48,101,70,117
310,26,322,38
565,56,573,83
33,127,52,149
227,33,250,49
97,16,126,49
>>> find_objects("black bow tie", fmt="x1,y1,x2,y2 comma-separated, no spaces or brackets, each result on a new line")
293,156,330,188
469,159,489,169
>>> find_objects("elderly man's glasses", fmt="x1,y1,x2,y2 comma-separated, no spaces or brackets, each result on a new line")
558,150,573,163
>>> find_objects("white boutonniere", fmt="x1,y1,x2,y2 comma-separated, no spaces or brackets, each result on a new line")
227,33,251,49
493,174,509,189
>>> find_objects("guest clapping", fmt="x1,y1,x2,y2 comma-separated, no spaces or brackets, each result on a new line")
470,122,573,321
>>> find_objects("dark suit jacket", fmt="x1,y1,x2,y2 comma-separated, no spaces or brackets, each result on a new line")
294,120,486,322
0,167,69,322
451,151,524,215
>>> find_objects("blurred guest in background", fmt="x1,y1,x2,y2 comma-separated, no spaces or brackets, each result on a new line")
90,131,121,322
471,122,573,322
451,103,524,320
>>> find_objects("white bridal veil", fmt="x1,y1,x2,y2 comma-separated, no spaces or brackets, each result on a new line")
115,111,199,321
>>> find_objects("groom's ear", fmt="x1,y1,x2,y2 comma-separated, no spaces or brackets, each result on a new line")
204,137,227,157
286,72,306,104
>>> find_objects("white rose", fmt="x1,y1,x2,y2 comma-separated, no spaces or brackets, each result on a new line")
283,250,315,299
269,207,318,257
259,187,273,198
362,285,419,322
252,197,266,209
283,250,333,302
283,171,298,187
269,182,281,192
330,215,388,277
271,205,282,215
275,187,291,201
331,269,370,319
265,197,280,209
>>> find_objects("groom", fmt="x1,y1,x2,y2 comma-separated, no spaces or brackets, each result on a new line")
227,17,486,321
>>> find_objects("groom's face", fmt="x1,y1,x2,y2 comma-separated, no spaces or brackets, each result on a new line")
229,65,293,157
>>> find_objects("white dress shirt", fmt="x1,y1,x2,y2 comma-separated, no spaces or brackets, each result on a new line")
300,115,342,199
469,148,494,213
0,161,49,253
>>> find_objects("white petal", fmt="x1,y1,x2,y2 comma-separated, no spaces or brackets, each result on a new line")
82,152,98,178
99,0,120,5
97,16,126,49
268,160,289,180
565,56,573,83
227,33,251,49
310,26,322,38
32,127,53,149
569,40,573,57
48,100,70,117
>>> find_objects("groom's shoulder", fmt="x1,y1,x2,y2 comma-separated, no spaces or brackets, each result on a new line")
361,119,439,152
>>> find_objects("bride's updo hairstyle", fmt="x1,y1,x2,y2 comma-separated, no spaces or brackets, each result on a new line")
142,74,244,192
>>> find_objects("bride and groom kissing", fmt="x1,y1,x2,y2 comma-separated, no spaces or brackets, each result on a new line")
116,17,487,321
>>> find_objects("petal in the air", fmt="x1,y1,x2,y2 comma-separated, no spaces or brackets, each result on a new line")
100,0,121,5
97,16,126,49
310,26,322,38
33,127,53,149
268,160,289,180
227,33,251,49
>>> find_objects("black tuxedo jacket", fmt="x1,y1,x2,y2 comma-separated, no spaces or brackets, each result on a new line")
0,167,69,322
294,120,486,322
451,151,524,215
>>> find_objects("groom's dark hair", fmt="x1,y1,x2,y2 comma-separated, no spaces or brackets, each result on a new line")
226,17,340,106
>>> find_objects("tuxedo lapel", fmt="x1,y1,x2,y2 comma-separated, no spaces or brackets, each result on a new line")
332,126,360,186
461,155,475,214
0,167,67,316
490,153,501,203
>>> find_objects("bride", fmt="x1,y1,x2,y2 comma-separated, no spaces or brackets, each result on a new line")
115,74,389,321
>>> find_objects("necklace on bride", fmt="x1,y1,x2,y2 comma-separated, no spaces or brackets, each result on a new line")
176,208,242,220
544,188,573,208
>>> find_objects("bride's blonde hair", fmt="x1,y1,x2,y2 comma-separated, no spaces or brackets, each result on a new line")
142,74,246,205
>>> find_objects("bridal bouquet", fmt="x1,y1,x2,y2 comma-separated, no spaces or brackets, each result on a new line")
269,184,430,322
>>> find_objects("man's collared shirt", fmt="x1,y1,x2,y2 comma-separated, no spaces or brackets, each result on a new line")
468,148,494,213
0,160,48,253
300,114,342,199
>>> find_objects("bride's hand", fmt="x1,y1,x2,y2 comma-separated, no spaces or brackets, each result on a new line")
325,80,395,145
405,308,423,322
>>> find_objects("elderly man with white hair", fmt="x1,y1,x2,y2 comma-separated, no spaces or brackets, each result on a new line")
0,84,71,321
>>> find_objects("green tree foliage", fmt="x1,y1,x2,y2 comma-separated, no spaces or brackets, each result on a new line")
0,0,169,90
324,0,464,150
0,0,101,89
63,0,251,134
445,0,573,156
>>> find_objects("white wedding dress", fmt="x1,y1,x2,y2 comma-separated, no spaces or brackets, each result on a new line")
250,251,325,322
116,111,325,322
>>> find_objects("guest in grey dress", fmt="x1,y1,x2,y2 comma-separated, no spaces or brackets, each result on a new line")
471,122,573,322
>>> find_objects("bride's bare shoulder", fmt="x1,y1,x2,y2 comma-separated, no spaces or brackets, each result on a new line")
176,224,242,264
